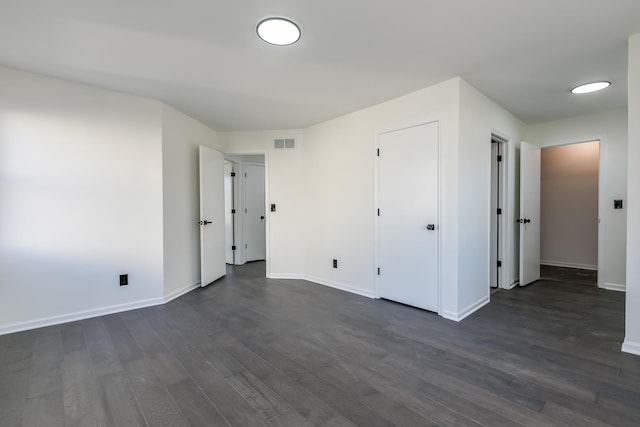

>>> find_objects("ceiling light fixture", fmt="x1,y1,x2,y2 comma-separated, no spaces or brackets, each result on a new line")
257,17,300,46
570,81,611,94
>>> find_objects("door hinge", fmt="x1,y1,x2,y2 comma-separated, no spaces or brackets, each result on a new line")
497,260,502,268
232,245,236,251
497,208,502,215
497,155,503,162
231,209,236,214
245,208,248,213
245,172,247,177
377,148,380,156
231,172,236,177
245,244,248,249
377,267,381,275
377,209,380,216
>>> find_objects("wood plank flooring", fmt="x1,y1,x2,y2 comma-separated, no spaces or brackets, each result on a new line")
1,262,639,426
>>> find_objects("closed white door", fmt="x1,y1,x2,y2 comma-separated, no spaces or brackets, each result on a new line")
245,163,266,261
519,141,541,286
199,146,226,287
378,122,439,312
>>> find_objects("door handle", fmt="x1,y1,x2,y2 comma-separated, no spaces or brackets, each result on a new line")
425,224,436,231
524,219,531,224
260,216,265,220
199,220,213,225
516,218,531,224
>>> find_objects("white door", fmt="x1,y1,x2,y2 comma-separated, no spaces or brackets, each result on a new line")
199,146,226,287
224,161,235,265
490,142,499,288
245,163,266,261
378,122,439,312
519,141,541,286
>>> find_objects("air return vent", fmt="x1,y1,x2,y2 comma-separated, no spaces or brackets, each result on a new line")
274,138,296,149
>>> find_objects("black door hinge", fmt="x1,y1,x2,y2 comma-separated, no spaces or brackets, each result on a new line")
497,260,502,267
497,208,502,215
231,172,236,177
232,245,236,251
377,209,380,216
231,209,236,214
377,149,380,156
377,267,381,275
497,155,503,162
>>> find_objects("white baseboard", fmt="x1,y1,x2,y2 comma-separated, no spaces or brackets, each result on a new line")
540,260,597,271
0,281,206,336
622,340,640,356
505,279,519,289
602,283,626,292
165,282,201,303
442,295,490,322
0,296,165,336
303,275,376,299
268,273,305,280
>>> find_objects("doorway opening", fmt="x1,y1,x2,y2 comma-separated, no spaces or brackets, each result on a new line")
539,140,600,286
517,139,602,288
223,154,267,269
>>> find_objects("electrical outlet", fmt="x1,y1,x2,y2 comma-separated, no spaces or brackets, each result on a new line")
333,259,338,268
120,274,128,286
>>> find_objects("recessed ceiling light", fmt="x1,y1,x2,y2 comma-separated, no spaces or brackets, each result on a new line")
257,17,301,46
570,81,611,94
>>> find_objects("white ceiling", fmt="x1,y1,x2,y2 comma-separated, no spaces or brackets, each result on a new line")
1,1,639,131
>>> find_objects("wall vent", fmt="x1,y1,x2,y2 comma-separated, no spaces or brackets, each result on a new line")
274,138,296,149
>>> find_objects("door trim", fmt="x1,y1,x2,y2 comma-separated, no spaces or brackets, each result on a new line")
535,137,605,289
373,118,443,315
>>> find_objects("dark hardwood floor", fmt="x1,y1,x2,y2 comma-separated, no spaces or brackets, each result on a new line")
1,262,639,426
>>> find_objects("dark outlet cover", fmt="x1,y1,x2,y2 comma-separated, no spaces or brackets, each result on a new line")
120,274,128,286
614,199,623,209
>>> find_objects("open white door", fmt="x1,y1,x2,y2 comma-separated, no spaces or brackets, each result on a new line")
245,163,266,261
519,141,541,286
199,146,226,287
224,161,235,265
378,122,439,312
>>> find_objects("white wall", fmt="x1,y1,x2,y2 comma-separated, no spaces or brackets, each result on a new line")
219,130,307,278
624,34,640,356
540,142,599,269
526,109,628,290
161,105,222,300
458,80,526,314
0,66,164,333
301,79,464,312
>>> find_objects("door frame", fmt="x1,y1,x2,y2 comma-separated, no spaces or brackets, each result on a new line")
505,136,605,288
536,137,605,288
224,151,270,277
373,117,443,315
